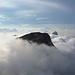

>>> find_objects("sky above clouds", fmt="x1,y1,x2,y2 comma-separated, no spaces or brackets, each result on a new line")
0,0,75,28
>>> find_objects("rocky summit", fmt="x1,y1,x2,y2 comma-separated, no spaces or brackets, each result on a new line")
52,31,58,35
19,32,55,46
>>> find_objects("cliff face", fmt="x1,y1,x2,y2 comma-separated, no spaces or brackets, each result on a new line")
19,32,55,46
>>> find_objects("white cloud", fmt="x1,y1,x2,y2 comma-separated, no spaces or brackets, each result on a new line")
0,0,70,19
0,31,75,75
0,14,12,21
36,17,48,20
43,1,68,11
15,10,36,17
0,27,75,75
0,0,15,8
0,15,7,22
0,15,6,19
17,0,67,10
21,24,31,27
50,32,75,52
11,0,69,18
26,14,37,17
28,0,68,11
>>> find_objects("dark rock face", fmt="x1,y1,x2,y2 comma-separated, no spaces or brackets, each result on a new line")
52,31,58,35
19,32,54,46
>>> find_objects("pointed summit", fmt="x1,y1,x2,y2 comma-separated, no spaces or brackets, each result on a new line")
52,31,58,35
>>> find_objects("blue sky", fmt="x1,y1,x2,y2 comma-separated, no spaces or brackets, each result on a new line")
0,0,75,28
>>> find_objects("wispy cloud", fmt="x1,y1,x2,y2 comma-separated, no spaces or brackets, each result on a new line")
21,24,31,27
0,0,15,8
19,0,69,11
44,1,68,11
0,0,70,17
0,15,6,23
0,15,6,19
12,0,69,17
0,14,11,22
15,10,36,17
36,17,48,20
0,0,74,25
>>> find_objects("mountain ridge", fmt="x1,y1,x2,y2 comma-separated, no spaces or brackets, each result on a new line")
19,32,55,46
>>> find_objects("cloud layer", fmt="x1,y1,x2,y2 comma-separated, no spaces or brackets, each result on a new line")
0,28,75,75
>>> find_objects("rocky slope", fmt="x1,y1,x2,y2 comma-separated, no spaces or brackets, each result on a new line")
19,32,55,46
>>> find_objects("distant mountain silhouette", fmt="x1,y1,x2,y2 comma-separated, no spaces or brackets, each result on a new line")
19,32,55,46
52,31,58,35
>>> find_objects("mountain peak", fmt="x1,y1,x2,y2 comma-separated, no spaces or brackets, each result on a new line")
52,31,58,35
19,32,55,46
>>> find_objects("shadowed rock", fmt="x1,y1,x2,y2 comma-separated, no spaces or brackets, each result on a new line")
52,31,58,35
19,32,55,46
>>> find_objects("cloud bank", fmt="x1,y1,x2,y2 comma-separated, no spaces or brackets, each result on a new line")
0,30,75,75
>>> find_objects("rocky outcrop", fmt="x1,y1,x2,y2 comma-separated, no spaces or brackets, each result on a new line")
19,32,55,46
52,31,58,35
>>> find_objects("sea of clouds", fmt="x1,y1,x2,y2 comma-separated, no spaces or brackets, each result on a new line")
0,27,75,75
